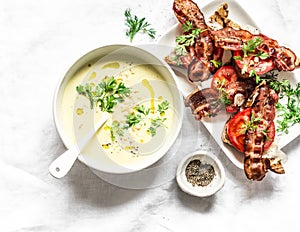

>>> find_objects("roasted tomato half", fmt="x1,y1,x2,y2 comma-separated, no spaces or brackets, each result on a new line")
211,66,238,89
211,66,239,113
233,50,275,75
227,108,275,153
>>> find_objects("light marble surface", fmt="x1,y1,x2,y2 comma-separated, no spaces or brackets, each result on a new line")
1,0,300,231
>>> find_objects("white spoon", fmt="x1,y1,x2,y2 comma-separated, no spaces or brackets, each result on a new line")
49,112,110,178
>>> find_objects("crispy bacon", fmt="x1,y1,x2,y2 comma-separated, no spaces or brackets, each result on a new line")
173,0,207,30
173,0,222,82
211,27,299,71
185,88,222,120
210,27,253,50
187,58,211,82
243,82,278,180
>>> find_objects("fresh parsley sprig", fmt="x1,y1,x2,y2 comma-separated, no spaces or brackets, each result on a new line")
76,76,130,112
249,69,261,83
241,113,261,133
242,37,263,57
238,37,269,60
266,78,300,133
214,79,231,105
135,105,150,116
124,8,156,43
124,113,142,128
182,21,194,32
111,100,170,139
158,100,169,115
148,117,167,136
210,59,222,68
175,21,202,56
233,37,269,76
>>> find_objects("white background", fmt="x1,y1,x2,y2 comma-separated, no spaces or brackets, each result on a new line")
1,0,300,231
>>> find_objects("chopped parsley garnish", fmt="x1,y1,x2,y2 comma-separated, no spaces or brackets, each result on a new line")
214,79,231,105
158,100,169,115
148,117,167,136
109,100,170,140
76,76,130,112
124,113,143,128
256,51,269,60
242,37,263,57
233,56,242,61
135,104,150,116
210,59,222,68
124,8,156,43
249,69,261,83
241,113,260,133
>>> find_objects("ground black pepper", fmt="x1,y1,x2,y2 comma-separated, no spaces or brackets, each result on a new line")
185,159,215,187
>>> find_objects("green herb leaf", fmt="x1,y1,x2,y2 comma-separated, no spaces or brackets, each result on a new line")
171,55,183,66
242,37,263,57
233,56,242,61
182,21,194,32
111,121,124,141
261,129,271,141
147,117,167,137
151,117,167,127
158,100,169,114
210,59,222,68
249,69,261,83
175,21,202,56
76,76,130,112
135,105,150,116
147,127,156,137
125,113,142,128
241,61,249,74
241,113,260,133
256,51,269,60
266,78,300,133
124,8,156,43
214,79,231,105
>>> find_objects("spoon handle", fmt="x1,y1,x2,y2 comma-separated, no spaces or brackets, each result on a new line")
49,112,110,178
48,146,80,178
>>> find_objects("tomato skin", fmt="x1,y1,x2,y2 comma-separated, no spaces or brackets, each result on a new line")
211,66,238,89
225,105,239,113
211,66,239,113
263,122,275,150
227,108,251,152
227,108,275,153
233,50,275,75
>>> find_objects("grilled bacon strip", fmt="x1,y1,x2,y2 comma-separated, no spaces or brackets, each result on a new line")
243,82,278,180
185,88,222,120
172,0,222,82
211,27,299,71
173,0,207,30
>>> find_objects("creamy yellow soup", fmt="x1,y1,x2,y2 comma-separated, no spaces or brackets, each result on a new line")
60,60,176,167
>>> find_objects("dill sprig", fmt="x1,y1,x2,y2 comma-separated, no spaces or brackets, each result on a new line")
124,8,156,43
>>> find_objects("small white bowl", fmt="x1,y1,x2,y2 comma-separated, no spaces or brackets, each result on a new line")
176,151,225,197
